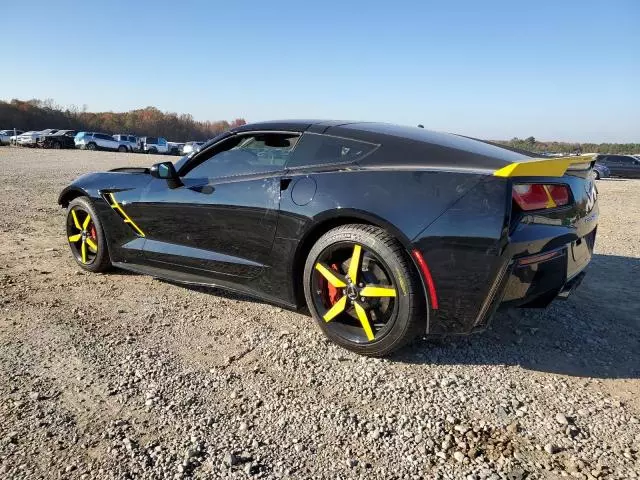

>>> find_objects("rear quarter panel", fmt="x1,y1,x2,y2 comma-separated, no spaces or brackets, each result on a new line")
268,168,486,307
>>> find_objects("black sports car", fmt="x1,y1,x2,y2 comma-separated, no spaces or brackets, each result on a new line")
58,121,599,356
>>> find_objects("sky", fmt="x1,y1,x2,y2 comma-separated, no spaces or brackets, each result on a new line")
1,0,639,142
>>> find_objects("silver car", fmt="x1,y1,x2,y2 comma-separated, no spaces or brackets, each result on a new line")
75,132,128,152
0,129,23,145
112,134,138,152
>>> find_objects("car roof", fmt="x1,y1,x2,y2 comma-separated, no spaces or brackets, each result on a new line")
233,120,530,170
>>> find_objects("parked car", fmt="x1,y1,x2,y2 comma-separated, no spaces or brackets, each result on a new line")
167,142,184,155
140,136,169,154
595,154,640,179
0,129,24,145
112,134,138,152
592,163,610,180
58,120,599,356
16,131,41,146
39,130,77,149
181,141,205,155
75,132,128,152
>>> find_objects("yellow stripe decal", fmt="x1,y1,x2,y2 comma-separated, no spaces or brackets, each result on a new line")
493,155,595,178
108,193,146,237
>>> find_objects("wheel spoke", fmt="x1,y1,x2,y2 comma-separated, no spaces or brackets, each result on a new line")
353,301,375,341
315,263,346,288
68,233,82,242
85,238,98,252
81,241,87,263
347,244,362,282
323,296,347,322
82,212,91,229
360,285,396,297
71,210,81,230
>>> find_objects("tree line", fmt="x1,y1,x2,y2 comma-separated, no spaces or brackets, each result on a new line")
2,99,638,153
0,99,246,141
497,136,640,155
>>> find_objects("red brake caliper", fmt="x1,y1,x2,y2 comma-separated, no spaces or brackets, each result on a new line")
90,224,97,240
324,263,341,305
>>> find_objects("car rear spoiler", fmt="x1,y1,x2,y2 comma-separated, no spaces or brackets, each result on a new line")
493,154,596,178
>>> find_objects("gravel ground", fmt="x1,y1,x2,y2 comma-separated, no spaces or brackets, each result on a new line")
0,147,638,480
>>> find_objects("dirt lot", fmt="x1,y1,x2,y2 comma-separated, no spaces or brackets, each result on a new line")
0,147,638,479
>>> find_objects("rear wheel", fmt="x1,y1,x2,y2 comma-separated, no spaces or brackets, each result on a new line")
303,224,424,356
86,142,97,151
594,170,600,180
117,145,127,152
148,147,158,154
52,141,61,149
66,197,111,272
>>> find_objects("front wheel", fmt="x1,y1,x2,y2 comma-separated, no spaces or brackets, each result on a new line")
118,145,127,152
86,142,97,151
594,170,600,180
66,197,111,272
52,141,61,149
303,224,424,356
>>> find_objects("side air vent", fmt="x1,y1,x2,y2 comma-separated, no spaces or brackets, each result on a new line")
104,192,146,237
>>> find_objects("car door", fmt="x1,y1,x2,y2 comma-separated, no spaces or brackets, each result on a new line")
136,131,300,279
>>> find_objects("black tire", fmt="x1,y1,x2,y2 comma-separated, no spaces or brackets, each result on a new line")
52,141,61,149
594,170,600,180
148,147,157,154
118,145,127,152
86,142,97,151
66,197,111,273
303,224,424,356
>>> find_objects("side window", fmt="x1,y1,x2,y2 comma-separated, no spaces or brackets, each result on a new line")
285,133,378,169
183,132,300,180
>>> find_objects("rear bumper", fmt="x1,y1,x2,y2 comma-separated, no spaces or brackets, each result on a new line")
498,228,595,309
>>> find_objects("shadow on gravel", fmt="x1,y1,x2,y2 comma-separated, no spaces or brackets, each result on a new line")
394,254,640,380
144,255,639,380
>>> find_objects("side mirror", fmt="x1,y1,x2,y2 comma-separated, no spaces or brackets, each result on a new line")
150,161,182,188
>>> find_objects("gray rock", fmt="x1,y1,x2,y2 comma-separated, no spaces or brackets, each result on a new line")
544,443,559,454
453,451,465,463
224,453,239,466
555,413,569,425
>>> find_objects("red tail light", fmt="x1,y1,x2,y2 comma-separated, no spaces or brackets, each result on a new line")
512,184,571,211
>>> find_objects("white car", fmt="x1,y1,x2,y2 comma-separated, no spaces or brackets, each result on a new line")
16,131,40,146
75,132,128,152
0,129,23,145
